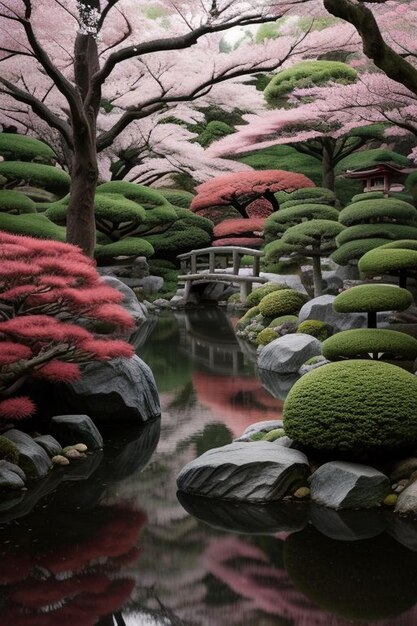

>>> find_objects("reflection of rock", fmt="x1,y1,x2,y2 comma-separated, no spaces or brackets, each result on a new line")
178,492,308,534
310,504,386,541
285,526,417,621
177,442,309,501
258,368,299,400
387,513,417,552
3,430,51,479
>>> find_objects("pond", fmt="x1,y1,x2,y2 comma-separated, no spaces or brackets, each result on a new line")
2,308,417,626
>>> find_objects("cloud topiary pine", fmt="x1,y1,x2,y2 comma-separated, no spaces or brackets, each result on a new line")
322,328,417,361
0,230,135,422
359,242,417,289
333,283,413,328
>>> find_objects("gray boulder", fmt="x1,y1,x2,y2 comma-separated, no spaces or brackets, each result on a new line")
3,430,51,479
0,460,26,482
298,355,330,376
101,276,147,325
60,356,160,423
310,461,390,509
298,294,367,331
49,415,103,450
33,435,62,457
395,481,417,515
257,333,322,374
177,442,310,502
131,275,164,295
0,463,25,489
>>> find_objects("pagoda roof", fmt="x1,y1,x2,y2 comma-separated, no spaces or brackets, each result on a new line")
344,162,415,179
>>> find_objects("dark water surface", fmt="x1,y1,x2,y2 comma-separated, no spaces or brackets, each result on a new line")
1,309,417,626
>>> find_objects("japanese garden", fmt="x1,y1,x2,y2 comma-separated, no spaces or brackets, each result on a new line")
3,1,417,624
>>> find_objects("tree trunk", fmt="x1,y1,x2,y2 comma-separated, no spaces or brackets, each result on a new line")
322,141,335,191
312,250,323,297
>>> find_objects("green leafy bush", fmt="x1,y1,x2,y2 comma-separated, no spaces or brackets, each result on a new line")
245,282,288,306
322,328,417,360
46,193,147,225
0,133,56,162
256,328,279,345
259,289,306,317
333,284,413,313
264,204,339,241
350,191,385,203
283,360,417,453
0,190,36,214
280,198,332,209
380,239,417,251
297,320,331,341
0,162,70,195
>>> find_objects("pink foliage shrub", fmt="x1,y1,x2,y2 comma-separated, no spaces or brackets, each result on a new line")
0,231,135,421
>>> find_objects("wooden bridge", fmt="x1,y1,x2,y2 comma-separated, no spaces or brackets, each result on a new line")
177,246,267,304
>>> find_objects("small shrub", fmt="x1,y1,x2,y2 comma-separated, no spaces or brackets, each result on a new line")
269,315,299,327
246,282,288,307
256,328,279,346
259,289,306,318
297,320,331,341
322,328,417,361
333,284,413,313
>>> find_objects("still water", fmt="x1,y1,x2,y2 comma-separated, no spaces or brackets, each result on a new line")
1,309,417,626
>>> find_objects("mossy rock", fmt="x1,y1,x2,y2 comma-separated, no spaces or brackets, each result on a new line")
0,190,36,214
0,162,70,195
256,328,279,346
359,247,417,275
94,237,155,264
338,198,417,227
0,212,66,240
336,223,417,246
297,320,331,341
331,238,392,266
285,527,417,620
235,306,261,330
269,315,299,327
259,289,306,318
0,436,19,464
283,360,417,454
333,284,413,313
0,133,56,162
246,282,289,307
322,328,417,360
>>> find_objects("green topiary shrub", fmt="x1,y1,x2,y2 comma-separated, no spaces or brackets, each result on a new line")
285,186,336,204
0,212,66,240
245,282,288,307
155,188,194,208
338,198,417,226
322,328,417,361
336,148,411,175
359,247,417,289
350,191,385,203
235,305,261,330
333,284,413,314
379,239,417,251
331,238,392,266
297,320,331,341
269,315,299,327
336,223,417,246
259,289,306,317
0,133,56,162
264,204,339,242
94,237,155,264
283,360,417,454
0,162,70,195
256,328,279,346
0,436,19,464
0,190,36,214
280,198,332,209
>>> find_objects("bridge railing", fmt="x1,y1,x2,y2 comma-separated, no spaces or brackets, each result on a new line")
177,246,264,277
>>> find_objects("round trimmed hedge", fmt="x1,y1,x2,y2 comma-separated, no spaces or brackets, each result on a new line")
0,189,36,214
259,288,306,317
297,320,331,341
331,238,391,265
333,284,413,313
338,198,417,226
336,223,417,246
46,193,147,225
322,328,417,360
283,360,417,453
245,282,289,307
380,239,417,251
155,188,194,208
358,247,417,274
264,204,339,241
94,237,155,264
285,186,336,204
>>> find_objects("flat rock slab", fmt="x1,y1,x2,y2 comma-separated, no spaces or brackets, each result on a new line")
177,442,310,502
49,415,103,450
310,461,390,510
3,430,51,480
257,333,322,374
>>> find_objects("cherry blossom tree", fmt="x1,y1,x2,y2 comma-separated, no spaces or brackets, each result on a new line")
0,0,344,256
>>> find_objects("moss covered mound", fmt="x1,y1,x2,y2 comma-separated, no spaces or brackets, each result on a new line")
359,247,417,274
285,527,417,620
235,306,261,330
331,238,391,265
259,289,306,317
322,328,417,360
256,328,279,346
338,198,417,226
246,282,288,307
269,315,299,327
297,320,331,341
283,360,417,453
0,162,70,195
0,133,56,162
333,284,413,313
0,190,36,214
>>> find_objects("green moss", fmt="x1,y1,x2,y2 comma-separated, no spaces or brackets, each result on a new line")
285,187,336,204
338,198,417,226
336,148,411,175
0,190,36,214
331,238,392,265
0,212,66,240
0,162,70,195
155,189,194,208
297,320,331,341
0,133,56,162
323,328,417,360
259,289,306,317
283,360,417,453
197,120,234,147
246,282,289,307
380,239,417,251
262,428,285,441
235,306,261,330
336,223,417,246
94,237,154,264
358,247,417,274
0,436,19,464
256,328,279,345
285,527,417,620
269,315,299,326
333,284,413,313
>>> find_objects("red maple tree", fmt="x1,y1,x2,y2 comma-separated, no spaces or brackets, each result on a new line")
0,231,135,421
